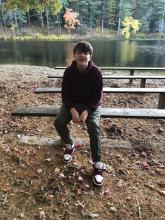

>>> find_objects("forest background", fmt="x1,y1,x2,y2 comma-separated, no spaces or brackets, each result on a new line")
0,0,165,40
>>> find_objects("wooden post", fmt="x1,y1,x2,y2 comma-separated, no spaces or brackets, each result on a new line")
158,93,165,109
140,79,146,88
129,69,134,84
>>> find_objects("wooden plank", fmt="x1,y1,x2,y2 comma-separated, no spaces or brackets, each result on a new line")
48,75,165,88
11,106,59,117
54,67,165,85
158,93,165,109
101,67,165,71
48,75,63,78
54,66,165,71
48,75,165,79
11,106,165,119
100,76,165,79
35,88,61,93
100,108,165,118
34,87,165,94
102,87,165,93
129,69,134,83
140,79,146,88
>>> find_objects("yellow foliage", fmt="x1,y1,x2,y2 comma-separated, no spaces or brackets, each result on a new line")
11,33,66,41
121,16,141,39
10,24,17,32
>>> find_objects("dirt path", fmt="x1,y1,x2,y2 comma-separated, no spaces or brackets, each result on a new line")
0,64,165,220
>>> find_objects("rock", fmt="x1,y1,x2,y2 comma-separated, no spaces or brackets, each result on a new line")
37,168,43,174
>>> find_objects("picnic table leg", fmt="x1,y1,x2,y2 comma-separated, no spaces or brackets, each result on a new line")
129,69,134,84
140,79,146,88
158,93,165,109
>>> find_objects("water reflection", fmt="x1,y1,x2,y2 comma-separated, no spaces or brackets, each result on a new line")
119,40,136,66
0,40,164,67
64,42,74,66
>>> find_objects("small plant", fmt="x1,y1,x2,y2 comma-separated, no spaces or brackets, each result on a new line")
10,24,17,32
121,16,141,39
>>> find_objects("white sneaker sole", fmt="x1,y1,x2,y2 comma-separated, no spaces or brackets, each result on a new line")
93,176,104,186
63,147,75,163
63,156,73,163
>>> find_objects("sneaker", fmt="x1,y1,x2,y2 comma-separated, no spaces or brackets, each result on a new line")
93,162,105,186
63,144,75,162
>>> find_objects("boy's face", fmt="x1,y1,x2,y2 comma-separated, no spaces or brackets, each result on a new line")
74,50,91,70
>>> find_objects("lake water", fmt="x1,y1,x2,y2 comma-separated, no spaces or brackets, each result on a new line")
0,40,164,67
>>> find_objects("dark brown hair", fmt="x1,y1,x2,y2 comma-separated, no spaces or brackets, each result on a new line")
73,41,93,55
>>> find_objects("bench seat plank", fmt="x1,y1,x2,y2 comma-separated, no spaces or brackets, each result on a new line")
48,75,165,79
11,106,59,117
11,106,165,119
54,67,165,83
34,87,165,93
103,87,165,93
54,66,165,71
103,76,165,79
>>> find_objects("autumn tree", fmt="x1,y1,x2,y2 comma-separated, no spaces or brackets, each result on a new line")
63,8,80,32
121,16,140,39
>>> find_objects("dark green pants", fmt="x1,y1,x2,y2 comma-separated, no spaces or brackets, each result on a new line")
54,103,101,162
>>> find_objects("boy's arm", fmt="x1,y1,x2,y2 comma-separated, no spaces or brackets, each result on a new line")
62,70,81,123
86,72,103,113
62,70,74,110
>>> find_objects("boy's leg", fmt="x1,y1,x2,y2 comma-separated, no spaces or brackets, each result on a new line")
86,106,104,186
54,104,74,146
54,104,75,162
86,106,101,162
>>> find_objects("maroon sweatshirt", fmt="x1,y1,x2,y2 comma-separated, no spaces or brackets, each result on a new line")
62,60,103,112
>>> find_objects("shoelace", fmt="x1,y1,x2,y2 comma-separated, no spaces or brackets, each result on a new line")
94,167,104,176
64,148,74,154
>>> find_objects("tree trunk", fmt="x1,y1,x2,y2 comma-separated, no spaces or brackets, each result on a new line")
118,17,121,35
57,15,61,35
118,0,123,36
90,15,92,32
14,10,18,31
162,4,165,33
46,9,49,34
40,12,44,30
101,19,104,33
27,10,30,25
2,3,6,30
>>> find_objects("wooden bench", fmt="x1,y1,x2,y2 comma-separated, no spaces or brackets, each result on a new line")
54,66,165,74
53,66,165,84
11,106,165,119
48,75,165,88
34,87,165,109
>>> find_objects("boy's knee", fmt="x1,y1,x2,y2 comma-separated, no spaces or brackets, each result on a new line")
54,116,63,129
87,120,99,131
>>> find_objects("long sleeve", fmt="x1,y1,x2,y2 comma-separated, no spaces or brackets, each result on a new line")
62,69,74,110
86,71,103,112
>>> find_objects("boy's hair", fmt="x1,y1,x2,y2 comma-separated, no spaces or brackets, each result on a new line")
73,41,93,56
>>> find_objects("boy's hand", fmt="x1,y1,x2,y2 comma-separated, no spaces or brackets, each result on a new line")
80,110,88,124
70,108,80,123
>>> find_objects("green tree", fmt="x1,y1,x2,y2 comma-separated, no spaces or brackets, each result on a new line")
0,0,7,29
4,0,28,31
108,0,117,30
117,0,133,35
133,0,165,33
140,16,149,33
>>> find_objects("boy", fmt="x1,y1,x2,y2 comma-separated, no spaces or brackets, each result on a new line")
54,41,104,186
